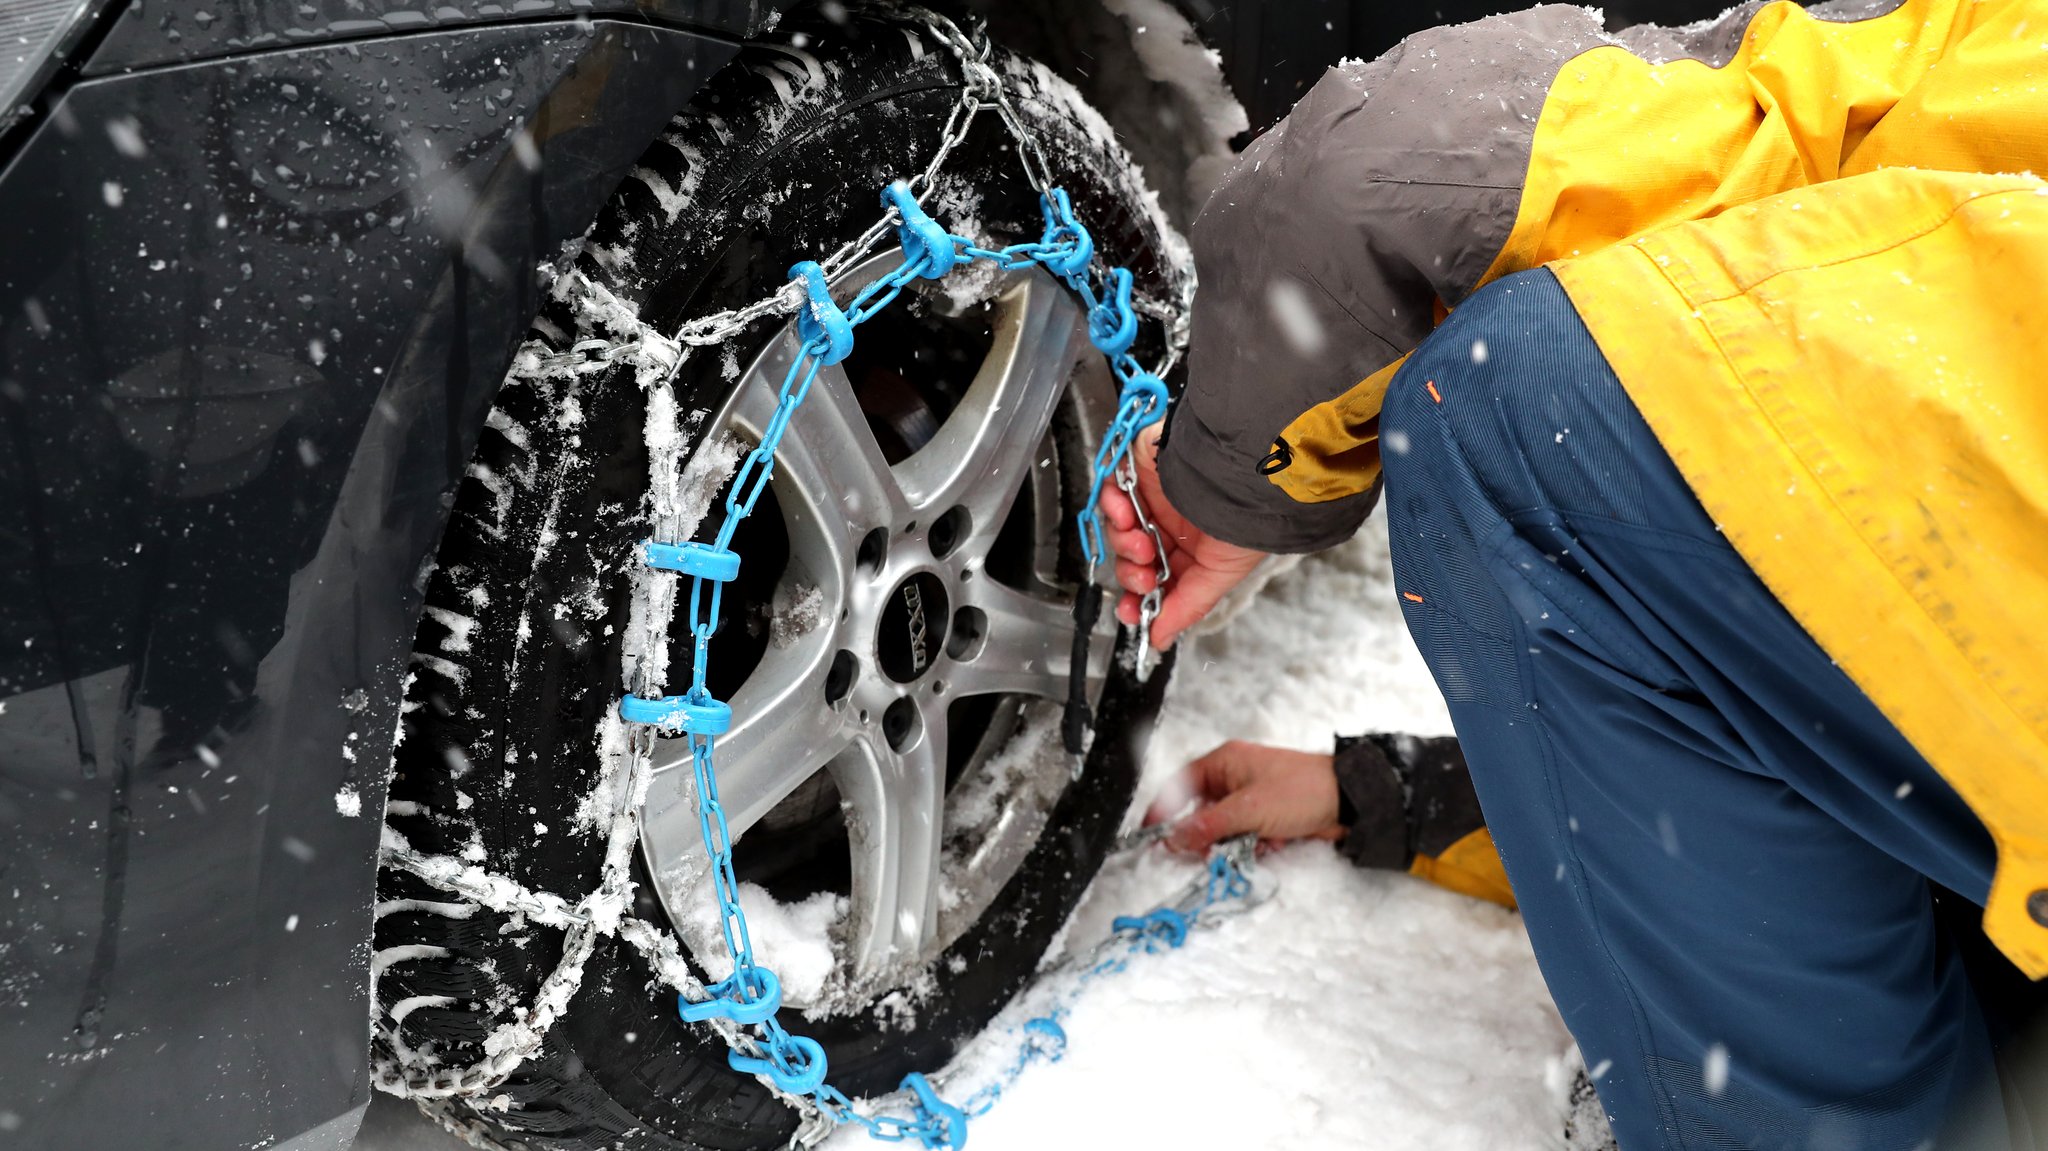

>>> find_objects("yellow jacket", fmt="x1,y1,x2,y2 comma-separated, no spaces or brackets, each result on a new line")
1158,0,2048,972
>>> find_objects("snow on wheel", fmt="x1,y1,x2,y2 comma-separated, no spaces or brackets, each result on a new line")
372,10,1189,1149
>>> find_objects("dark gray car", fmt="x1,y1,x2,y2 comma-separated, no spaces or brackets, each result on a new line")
0,0,1724,1147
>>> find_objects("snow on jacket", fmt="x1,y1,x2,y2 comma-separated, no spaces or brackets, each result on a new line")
1157,0,2048,974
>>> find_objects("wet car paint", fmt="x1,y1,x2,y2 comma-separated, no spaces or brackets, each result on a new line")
84,0,777,73
0,16,743,1149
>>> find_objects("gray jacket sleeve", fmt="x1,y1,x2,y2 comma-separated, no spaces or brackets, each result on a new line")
1155,6,1608,553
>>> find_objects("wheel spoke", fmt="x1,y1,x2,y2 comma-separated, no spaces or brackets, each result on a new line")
830,705,948,977
639,636,854,888
894,270,1087,546
732,353,909,591
947,578,1112,702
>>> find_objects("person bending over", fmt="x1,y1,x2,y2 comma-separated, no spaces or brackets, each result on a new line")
1112,2,2048,1147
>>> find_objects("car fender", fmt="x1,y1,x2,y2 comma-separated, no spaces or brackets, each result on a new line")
0,20,734,1149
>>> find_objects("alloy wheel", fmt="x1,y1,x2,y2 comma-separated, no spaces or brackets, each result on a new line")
637,250,1120,998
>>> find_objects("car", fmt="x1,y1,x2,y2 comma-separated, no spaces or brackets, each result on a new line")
0,1,1731,1148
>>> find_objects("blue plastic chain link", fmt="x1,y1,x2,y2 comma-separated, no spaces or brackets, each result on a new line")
1109,907,1189,952
957,186,1171,571
616,181,1182,1149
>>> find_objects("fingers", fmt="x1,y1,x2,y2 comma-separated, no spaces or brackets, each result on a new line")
1096,460,1161,567
1156,742,1342,854
1099,483,1137,531
1141,745,1235,828
1167,790,1261,854
1141,793,1178,828
1148,565,1236,650
1142,744,1243,846
1183,742,1248,801
1106,525,1156,566
1113,557,1157,596
1115,591,1140,627
1101,488,1165,568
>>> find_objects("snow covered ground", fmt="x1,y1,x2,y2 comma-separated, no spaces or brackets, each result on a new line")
357,516,1573,1151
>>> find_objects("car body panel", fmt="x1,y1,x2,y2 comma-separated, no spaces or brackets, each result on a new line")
0,20,735,1148
83,0,776,74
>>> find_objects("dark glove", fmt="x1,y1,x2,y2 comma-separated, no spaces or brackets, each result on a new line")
1331,733,1484,871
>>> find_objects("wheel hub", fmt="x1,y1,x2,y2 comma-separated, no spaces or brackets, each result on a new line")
876,572,950,683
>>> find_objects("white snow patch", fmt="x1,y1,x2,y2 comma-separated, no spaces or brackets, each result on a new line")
1266,277,1328,357
408,651,469,692
572,710,633,837
663,423,742,547
823,848,1566,1151
422,606,479,655
769,580,826,648
483,406,530,451
1099,0,1250,209
335,785,363,817
1703,1042,1731,1096
674,883,847,1006
371,943,452,977
387,994,455,1030
625,427,742,697
920,176,1006,314
945,702,1063,837
629,158,703,224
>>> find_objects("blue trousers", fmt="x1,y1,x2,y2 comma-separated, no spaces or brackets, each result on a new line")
1380,268,2008,1150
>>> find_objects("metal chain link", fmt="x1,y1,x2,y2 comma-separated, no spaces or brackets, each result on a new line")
378,7,1205,1146
1115,450,1170,680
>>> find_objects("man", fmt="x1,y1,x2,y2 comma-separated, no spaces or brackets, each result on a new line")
1105,1,2048,1147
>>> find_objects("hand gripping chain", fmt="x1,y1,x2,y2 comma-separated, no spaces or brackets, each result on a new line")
377,9,1211,1148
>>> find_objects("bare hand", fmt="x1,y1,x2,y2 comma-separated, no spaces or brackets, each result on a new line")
1146,740,1342,854
1099,428,1267,651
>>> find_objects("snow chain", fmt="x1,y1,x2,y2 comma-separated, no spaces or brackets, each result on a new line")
377,7,1233,1148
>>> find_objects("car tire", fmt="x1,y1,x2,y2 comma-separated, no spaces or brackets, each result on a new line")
373,10,1185,1150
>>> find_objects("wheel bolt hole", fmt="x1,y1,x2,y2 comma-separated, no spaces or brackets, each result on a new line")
825,649,857,705
946,606,988,662
931,680,946,696
882,697,920,752
928,506,970,560
856,527,889,577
